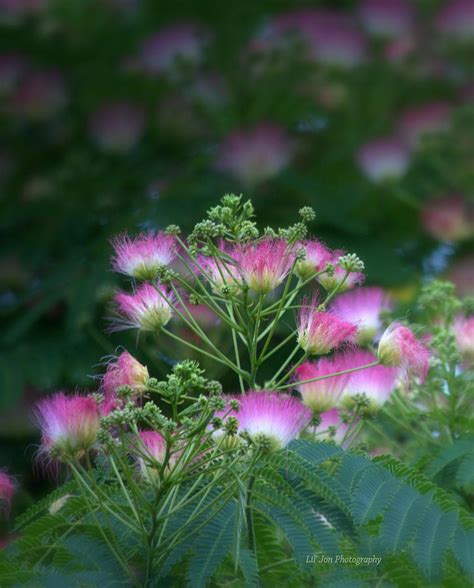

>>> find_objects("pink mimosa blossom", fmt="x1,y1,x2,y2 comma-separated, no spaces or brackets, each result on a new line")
89,102,145,153
34,393,100,461
378,323,430,381
114,283,174,331
397,102,452,147
340,349,399,410
111,232,177,280
330,287,393,345
454,315,474,364
294,356,351,412
233,391,311,450
297,298,357,355
235,238,296,294
102,351,149,397
356,136,411,183
295,240,332,280
358,0,415,39
139,23,209,76
435,0,474,42
421,195,474,242
216,123,295,186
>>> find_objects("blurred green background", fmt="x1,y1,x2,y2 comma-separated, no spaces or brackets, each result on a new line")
0,0,473,515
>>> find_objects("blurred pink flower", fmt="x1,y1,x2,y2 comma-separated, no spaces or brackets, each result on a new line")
397,101,452,147
0,53,25,94
138,23,209,76
446,255,474,298
216,122,295,186
89,102,145,153
356,136,411,182
102,351,149,398
313,408,350,444
0,472,15,515
435,0,474,42
421,195,474,242
454,315,474,364
358,0,415,39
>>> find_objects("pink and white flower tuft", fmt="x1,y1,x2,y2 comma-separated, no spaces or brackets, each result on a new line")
216,123,295,186
435,0,474,42
114,283,174,331
295,240,332,280
356,136,411,183
0,472,15,514
297,298,357,355
34,393,100,460
111,232,177,280
135,431,167,481
378,323,430,381
234,391,311,450
331,287,393,345
294,356,350,412
421,195,474,242
340,349,399,410
358,0,415,39
102,351,149,397
235,238,295,294
454,315,474,364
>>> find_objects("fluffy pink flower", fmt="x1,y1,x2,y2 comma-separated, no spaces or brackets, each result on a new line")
195,244,243,294
317,250,364,292
340,349,398,410
102,351,149,397
0,472,15,514
454,315,474,363
261,9,367,68
89,102,145,153
234,391,311,450
313,408,350,444
34,393,100,460
114,283,174,331
11,69,67,119
294,356,351,412
397,102,452,147
139,23,209,76
216,123,295,186
358,0,415,39
330,287,393,345
421,195,474,242
435,0,474,41
356,136,411,183
297,299,357,355
111,232,177,280
235,238,296,294
135,431,167,481
295,240,332,280
378,323,430,381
